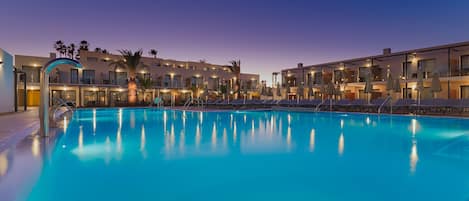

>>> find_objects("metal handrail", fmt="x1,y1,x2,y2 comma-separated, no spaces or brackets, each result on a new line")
315,99,326,112
378,96,392,115
51,97,75,121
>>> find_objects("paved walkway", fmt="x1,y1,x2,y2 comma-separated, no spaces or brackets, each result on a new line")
0,108,40,151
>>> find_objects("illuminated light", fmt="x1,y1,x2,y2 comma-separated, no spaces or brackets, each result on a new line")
288,114,291,125
251,119,255,136
0,151,9,177
179,129,185,153
244,114,247,124
310,71,315,75
287,126,292,150
196,124,201,149
338,132,344,156
63,116,68,132
223,128,227,148
212,122,217,149
93,109,96,133
171,123,175,148
116,126,122,154
211,75,218,79
140,124,146,152
160,89,170,93
411,118,418,137
339,67,344,71
63,86,67,91
163,111,167,133
118,88,124,92
195,74,201,78
366,117,371,125
169,72,175,77
118,108,123,128
199,112,203,124
310,129,315,152
411,85,416,90
233,121,237,143
78,126,84,151
410,140,418,174
250,78,256,81
340,119,344,129
32,136,40,158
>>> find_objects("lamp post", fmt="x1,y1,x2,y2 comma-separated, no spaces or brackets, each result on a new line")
40,58,82,137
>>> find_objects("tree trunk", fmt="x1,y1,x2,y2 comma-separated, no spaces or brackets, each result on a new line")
128,78,137,105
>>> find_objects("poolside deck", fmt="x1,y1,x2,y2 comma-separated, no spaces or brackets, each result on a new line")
0,108,40,152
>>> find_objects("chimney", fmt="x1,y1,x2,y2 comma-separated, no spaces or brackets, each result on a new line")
383,48,391,55
49,52,57,59
297,63,303,68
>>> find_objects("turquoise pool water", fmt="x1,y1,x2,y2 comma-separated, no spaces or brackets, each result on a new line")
20,109,469,200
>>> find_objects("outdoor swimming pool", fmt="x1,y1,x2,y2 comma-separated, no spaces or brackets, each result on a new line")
3,108,469,201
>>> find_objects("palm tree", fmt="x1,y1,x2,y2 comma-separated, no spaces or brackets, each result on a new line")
67,43,76,59
109,49,144,105
79,40,89,51
229,59,241,98
94,47,102,53
149,49,158,58
54,40,66,57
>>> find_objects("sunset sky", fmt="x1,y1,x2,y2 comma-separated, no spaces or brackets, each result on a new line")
2,0,469,84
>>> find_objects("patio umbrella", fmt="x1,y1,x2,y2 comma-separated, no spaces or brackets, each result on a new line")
431,72,442,98
297,83,304,100
276,83,281,97
386,69,394,92
393,78,401,93
309,86,314,98
364,72,373,103
326,82,335,97
320,77,326,100
334,84,342,100
416,67,424,104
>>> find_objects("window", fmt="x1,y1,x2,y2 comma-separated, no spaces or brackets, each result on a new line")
109,71,116,84
402,62,412,79
22,65,41,83
163,75,171,87
461,55,469,75
313,72,323,84
51,90,76,103
116,72,127,85
173,75,181,88
82,70,95,84
461,86,469,99
71,69,79,84
358,67,369,82
418,59,436,78
371,65,383,81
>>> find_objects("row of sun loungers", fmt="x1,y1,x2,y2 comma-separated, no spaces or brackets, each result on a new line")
205,98,469,115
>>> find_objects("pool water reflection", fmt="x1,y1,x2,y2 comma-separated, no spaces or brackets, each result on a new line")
3,108,469,201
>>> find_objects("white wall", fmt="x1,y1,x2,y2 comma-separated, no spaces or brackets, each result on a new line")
0,49,14,113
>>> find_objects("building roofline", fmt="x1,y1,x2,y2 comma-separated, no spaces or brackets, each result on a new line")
282,40,469,71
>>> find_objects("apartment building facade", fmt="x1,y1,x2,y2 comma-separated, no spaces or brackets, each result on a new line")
14,50,260,107
279,41,469,101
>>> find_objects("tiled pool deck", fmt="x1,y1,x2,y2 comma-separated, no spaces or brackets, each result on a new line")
0,108,40,152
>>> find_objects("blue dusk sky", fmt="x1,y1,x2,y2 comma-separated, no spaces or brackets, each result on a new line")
1,0,469,84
